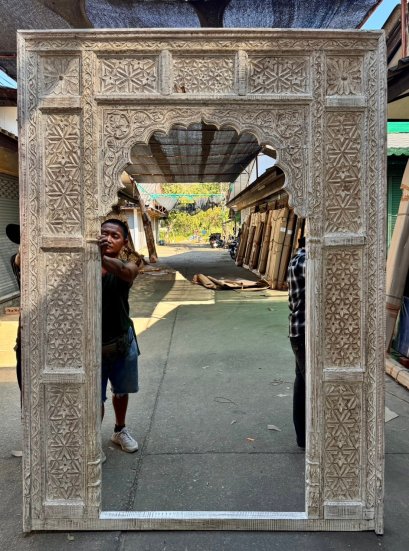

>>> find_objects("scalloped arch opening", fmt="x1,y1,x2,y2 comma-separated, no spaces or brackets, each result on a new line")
102,110,303,223
126,121,263,185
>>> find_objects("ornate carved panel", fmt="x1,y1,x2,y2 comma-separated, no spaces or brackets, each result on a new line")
102,106,307,217
45,385,84,501
324,383,362,501
248,56,309,94
40,56,80,96
173,56,234,94
326,56,363,96
364,46,387,526
324,248,362,368
324,112,363,234
45,252,84,369
17,29,385,533
43,113,82,235
26,35,380,54
99,56,158,94
81,50,100,238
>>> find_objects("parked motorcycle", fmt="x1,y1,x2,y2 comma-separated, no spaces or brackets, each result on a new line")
209,233,224,248
228,238,238,260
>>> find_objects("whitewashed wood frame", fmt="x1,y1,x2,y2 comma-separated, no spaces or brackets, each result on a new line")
17,29,386,533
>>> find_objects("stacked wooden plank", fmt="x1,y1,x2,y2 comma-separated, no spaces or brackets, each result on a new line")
236,204,302,290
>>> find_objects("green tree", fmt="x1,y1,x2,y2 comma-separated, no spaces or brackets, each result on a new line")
164,206,229,242
160,183,229,242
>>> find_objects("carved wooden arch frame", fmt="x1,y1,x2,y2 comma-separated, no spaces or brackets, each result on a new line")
17,29,386,533
102,107,305,214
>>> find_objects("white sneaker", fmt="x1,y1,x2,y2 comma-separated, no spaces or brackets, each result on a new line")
111,427,138,453
11,450,23,457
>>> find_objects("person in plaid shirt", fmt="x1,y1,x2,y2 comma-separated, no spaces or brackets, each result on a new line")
287,236,306,449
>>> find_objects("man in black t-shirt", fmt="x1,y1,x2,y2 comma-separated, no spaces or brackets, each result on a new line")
98,219,140,456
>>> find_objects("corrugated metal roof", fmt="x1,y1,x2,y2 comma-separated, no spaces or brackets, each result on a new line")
0,126,18,141
388,133,409,148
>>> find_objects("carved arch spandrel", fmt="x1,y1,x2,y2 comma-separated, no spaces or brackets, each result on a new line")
100,105,309,219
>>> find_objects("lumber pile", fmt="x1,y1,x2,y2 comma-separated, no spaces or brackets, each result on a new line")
236,204,303,290
385,355,409,391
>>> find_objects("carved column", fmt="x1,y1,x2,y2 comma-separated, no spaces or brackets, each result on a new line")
20,42,91,527
82,49,102,518
319,45,386,527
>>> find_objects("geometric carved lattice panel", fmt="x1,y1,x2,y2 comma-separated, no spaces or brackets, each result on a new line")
324,248,362,368
45,385,84,501
44,114,82,235
99,57,158,94
326,56,363,96
324,112,363,234
324,383,362,501
248,56,309,94
40,56,80,97
45,252,84,369
173,56,234,94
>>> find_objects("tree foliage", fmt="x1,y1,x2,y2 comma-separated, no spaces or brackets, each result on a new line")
161,183,230,241
164,206,229,242
162,183,228,196
161,183,228,204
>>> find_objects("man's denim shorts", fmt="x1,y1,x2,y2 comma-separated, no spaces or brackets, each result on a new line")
101,326,140,402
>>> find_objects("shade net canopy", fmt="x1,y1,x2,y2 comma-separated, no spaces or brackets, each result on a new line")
127,123,262,184
0,0,381,79
85,0,380,30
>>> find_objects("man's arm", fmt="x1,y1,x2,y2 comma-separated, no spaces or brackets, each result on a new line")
101,255,139,284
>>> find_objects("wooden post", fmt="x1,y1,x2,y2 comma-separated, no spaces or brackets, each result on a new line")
402,0,408,59
277,209,296,290
265,208,280,285
129,176,158,263
249,212,265,269
258,210,273,275
270,207,289,289
236,216,250,266
243,213,256,267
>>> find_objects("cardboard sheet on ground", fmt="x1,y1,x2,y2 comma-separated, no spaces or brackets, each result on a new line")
192,274,269,290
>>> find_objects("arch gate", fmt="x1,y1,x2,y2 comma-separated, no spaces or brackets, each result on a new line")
17,29,386,532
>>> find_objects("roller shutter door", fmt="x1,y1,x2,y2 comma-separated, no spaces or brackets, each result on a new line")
0,174,19,302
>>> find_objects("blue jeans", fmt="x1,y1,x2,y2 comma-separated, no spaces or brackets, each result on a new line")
101,327,140,402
